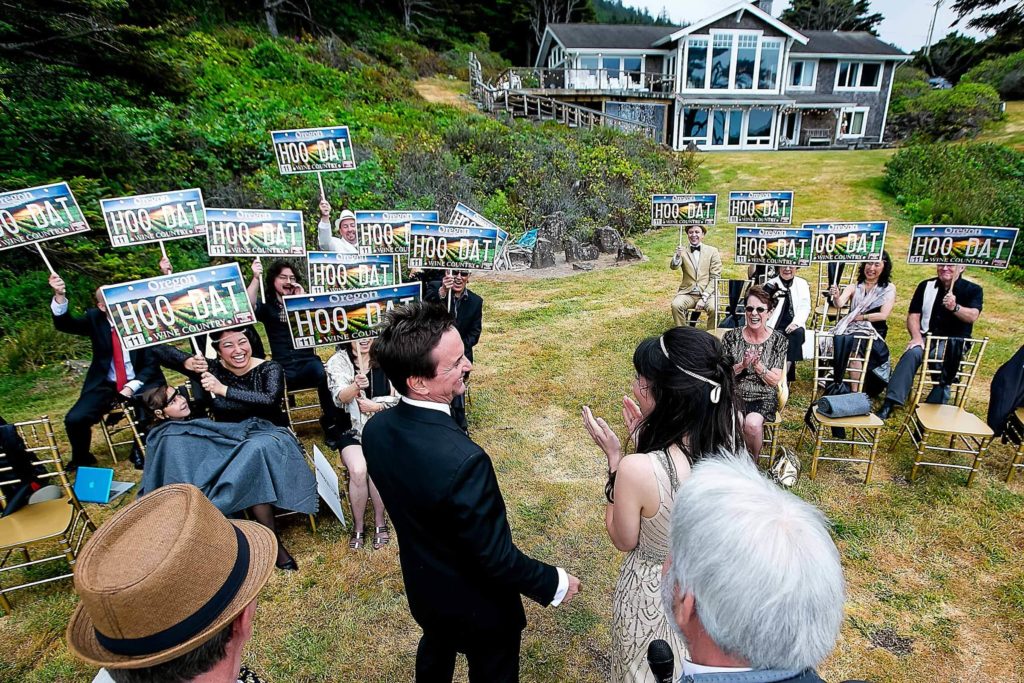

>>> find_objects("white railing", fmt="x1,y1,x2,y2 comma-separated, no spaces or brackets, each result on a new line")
493,67,676,95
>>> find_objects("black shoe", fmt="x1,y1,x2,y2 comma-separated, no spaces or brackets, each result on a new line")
129,445,145,470
876,401,895,420
67,454,98,472
276,557,299,571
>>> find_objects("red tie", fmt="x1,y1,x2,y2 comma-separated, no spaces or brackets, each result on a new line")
111,329,128,391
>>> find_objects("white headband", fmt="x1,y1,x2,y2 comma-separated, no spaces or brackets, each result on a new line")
659,335,721,404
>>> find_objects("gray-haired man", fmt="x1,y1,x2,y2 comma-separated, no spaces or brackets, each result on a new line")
662,455,846,682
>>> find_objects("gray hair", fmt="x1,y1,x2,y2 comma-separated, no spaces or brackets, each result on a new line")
664,454,845,670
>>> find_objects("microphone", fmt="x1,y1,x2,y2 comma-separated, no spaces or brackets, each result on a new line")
647,639,675,683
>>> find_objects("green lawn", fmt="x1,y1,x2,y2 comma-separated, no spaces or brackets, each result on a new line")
2,146,1024,682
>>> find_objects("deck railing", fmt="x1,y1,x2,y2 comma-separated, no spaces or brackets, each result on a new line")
493,67,676,95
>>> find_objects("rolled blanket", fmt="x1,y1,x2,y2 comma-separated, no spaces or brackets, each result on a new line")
816,392,872,418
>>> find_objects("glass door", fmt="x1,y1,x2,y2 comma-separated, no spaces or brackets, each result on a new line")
710,108,745,149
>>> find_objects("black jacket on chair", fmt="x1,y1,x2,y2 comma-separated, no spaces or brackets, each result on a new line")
53,307,165,396
362,400,558,638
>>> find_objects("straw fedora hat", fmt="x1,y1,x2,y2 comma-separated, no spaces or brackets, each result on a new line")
67,484,277,669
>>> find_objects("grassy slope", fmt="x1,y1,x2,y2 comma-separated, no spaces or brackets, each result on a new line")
979,101,1024,150
2,120,1024,683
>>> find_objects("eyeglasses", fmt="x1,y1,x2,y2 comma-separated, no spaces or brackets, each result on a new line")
745,306,768,313
455,271,470,278
162,388,186,408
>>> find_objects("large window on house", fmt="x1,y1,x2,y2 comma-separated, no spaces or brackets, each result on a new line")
836,61,882,90
759,39,782,90
711,34,733,89
735,35,757,89
682,107,709,143
623,56,642,75
840,107,869,137
686,38,708,89
789,60,816,89
746,108,774,146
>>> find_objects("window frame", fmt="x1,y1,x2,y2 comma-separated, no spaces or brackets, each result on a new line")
834,61,883,92
839,106,870,138
680,30,785,93
788,59,817,91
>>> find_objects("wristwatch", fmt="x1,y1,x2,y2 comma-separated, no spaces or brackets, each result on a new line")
954,304,961,313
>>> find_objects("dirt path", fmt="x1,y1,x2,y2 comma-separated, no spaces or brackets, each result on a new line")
413,76,476,112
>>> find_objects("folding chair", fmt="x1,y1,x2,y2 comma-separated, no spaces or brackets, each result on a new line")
760,375,789,465
810,263,858,331
0,416,95,613
98,401,147,463
798,333,883,482
1005,408,1024,483
284,379,323,432
893,336,992,485
709,278,751,341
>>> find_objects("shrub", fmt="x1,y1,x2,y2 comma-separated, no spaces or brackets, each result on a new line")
963,50,1024,99
889,82,1002,141
884,143,1024,274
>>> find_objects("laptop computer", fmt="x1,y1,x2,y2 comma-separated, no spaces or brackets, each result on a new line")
74,467,135,504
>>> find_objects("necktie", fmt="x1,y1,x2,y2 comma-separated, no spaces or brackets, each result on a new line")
111,329,128,391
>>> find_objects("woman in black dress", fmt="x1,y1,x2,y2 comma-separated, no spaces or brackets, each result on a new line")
154,328,286,426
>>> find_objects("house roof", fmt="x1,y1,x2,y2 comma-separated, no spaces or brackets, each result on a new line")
792,31,909,58
654,1,808,46
545,24,679,50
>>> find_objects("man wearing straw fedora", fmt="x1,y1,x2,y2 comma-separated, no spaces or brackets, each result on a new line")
67,484,276,683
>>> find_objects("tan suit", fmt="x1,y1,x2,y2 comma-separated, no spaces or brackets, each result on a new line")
670,244,722,328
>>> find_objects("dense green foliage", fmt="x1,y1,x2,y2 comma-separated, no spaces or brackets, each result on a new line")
592,0,674,25
888,81,1003,142
913,33,985,84
0,22,695,372
884,143,1024,280
963,49,1024,99
780,0,883,34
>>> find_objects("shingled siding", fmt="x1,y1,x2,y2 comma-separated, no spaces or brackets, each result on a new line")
812,60,895,140
702,14,788,38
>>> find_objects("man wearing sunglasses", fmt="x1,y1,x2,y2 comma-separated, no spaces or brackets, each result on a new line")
426,271,483,431
670,225,722,329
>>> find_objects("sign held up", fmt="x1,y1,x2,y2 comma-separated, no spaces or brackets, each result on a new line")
408,223,500,271
0,182,90,251
270,126,356,174
306,252,399,294
807,222,887,263
100,263,255,350
355,210,439,255
908,225,1019,269
206,208,305,257
728,191,794,225
100,189,207,248
651,194,717,227
735,226,813,267
449,203,510,246
284,282,422,348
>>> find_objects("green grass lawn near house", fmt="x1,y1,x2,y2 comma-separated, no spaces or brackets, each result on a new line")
2,144,1024,682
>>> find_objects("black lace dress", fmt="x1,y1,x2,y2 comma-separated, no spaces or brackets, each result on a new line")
154,345,287,427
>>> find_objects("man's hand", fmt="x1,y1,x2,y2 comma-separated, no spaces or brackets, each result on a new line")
561,574,582,604
906,339,924,352
185,354,209,374
49,273,67,302
674,245,684,258
942,291,957,311
159,256,173,275
119,386,135,399
200,371,226,397
319,199,331,218
438,273,455,297
694,300,706,311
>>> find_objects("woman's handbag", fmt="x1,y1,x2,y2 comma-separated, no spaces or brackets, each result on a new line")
769,446,801,488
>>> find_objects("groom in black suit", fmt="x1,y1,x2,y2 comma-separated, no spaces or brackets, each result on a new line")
49,272,165,470
363,302,580,682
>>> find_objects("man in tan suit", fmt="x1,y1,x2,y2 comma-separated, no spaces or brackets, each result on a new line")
670,225,722,328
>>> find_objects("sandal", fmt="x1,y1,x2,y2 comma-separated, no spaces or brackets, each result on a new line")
349,531,365,550
372,525,391,550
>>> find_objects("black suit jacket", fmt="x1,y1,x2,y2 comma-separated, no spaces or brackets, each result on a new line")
362,400,558,637
425,283,483,362
53,306,165,397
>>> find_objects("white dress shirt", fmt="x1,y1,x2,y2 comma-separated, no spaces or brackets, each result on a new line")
51,298,142,394
400,396,570,606
681,660,753,677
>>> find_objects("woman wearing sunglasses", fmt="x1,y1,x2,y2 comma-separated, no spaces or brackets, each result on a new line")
722,285,788,458
138,383,317,571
